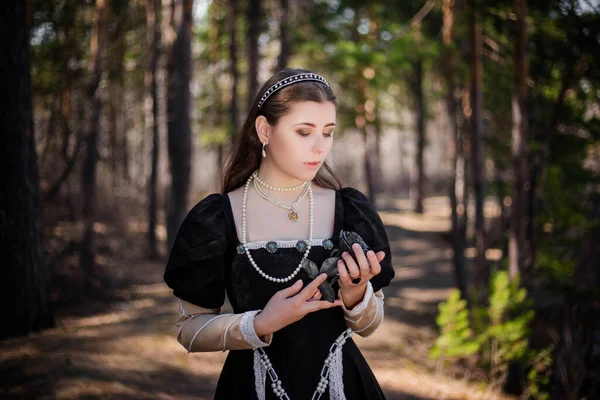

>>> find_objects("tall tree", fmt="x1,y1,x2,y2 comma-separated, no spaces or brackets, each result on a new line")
442,0,468,301
393,0,437,213
37,0,85,206
166,0,193,251
276,0,290,71
80,0,109,288
0,0,54,338
228,0,240,140
107,0,128,188
509,0,529,282
469,0,488,299
246,0,261,109
412,57,426,213
147,0,161,259
361,8,384,203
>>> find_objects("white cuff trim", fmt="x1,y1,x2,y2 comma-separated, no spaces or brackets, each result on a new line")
340,281,374,318
241,310,270,349
354,295,385,337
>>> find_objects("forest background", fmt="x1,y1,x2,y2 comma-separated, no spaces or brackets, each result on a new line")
1,0,599,399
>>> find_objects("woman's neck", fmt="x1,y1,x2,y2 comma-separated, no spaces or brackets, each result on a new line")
257,162,306,190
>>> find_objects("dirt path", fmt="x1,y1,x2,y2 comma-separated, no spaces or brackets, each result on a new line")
0,197,512,400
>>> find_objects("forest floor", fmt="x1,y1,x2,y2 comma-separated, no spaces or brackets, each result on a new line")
0,196,515,400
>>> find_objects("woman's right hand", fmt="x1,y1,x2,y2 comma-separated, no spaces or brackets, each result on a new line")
253,273,342,337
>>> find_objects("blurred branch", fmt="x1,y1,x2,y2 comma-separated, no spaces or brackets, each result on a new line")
482,34,499,53
43,134,85,203
395,0,438,38
409,0,437,29
40,88,62,167
481,48,508,66
482,34,510,65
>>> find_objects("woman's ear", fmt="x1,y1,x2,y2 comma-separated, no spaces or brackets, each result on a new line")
255,116,270,144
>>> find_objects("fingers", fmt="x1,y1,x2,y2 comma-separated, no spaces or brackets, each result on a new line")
305,298,343,313
341,251,360,279
309,290,322,302
352,244,370,277
337,259,352,286
367,250,382,275
278,279,304,299
337,249,386,286
297,273,328,301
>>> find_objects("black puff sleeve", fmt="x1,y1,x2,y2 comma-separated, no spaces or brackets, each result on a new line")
163,193,229,309
339,187,395,293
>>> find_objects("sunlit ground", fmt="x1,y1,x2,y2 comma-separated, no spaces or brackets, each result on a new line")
0,197,515,400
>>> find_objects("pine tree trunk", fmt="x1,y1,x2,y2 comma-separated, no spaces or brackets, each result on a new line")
0,0,54,338
505,2,531,391
147,0,161,259
361,9,381,204
442,0,468,302
414,59,426,214
364,124,380,204
166,0,193,251
453,126,469,300
121,118,130,182
80,0,109,290
509,0,529,283
276,0,290,71
228,0,239,139
246,0,261,109
469,0,488,301
108,20,125,190
356,69,380,204
374,127,384,194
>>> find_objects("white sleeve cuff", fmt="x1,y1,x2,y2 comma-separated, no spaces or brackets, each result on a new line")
240,310,271,349
353,295,385,337
339,281,374,318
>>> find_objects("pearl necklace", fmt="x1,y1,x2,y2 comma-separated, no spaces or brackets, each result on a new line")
253,172,309,222
254,172,307,192
242,173,313,283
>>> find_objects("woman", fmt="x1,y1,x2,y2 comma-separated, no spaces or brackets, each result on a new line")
164,68,395,399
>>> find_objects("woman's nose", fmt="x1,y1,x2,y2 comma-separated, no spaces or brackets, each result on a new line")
312,137,325,154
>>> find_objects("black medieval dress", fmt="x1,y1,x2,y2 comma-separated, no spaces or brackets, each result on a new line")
164,187,395,399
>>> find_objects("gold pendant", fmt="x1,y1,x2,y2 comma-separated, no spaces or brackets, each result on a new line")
287,209,299,222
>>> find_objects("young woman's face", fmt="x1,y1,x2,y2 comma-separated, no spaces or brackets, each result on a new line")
265,101,336,182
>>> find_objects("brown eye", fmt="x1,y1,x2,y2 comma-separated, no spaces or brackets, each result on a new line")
297,130,311,136
324,130,334,137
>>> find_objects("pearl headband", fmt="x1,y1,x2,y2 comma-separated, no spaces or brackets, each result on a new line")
257,72,331,110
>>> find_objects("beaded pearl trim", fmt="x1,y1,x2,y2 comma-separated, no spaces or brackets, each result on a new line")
257,73,330,109
253,328,353,400
237,238,334,254
254,172,307,192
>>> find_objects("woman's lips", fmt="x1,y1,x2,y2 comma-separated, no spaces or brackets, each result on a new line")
304,161,321,169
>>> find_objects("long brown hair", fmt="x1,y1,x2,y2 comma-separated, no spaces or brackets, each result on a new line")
222,68,342,194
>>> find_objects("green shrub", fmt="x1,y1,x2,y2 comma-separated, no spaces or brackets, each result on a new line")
430,270,550,396
429,289,480,368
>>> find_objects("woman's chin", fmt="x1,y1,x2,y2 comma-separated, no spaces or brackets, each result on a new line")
297,170,319,182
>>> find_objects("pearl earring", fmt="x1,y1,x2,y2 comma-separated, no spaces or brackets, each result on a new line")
262,142,267,158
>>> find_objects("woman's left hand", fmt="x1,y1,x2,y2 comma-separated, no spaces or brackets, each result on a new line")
337,244,385,309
